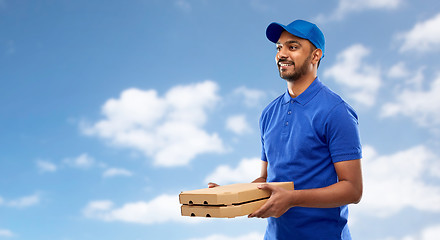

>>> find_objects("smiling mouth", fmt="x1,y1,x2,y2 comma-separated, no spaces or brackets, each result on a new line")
278,61,294,69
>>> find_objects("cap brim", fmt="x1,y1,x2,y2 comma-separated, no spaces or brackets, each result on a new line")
266,22,287,43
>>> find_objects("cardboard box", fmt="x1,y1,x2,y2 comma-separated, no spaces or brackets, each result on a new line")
179,182,294,218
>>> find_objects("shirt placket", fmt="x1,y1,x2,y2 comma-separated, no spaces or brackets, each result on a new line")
282,99,294,137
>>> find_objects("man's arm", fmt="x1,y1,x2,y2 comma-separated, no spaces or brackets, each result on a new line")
249,159,362,218
252,160,268,183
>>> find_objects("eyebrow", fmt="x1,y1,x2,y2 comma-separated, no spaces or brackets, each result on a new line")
276,40,302,47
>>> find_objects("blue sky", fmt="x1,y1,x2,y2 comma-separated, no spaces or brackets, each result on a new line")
2,0,440,239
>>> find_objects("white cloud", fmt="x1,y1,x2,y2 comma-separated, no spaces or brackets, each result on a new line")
324,44,382,107
419,224,440,240
83,194,199,224
387,62,425,92
83,200,114,217
398,13,440,53
381,73,440,127
102,168,133,178
387,62,410,79
0,229,14,237
204,158,261,185
0,194,40,208
233,86,267,108
317,0,402,21
36,160,57,173
82,81,225,167
392,224,440,240
188,232,264,240
352,145,440,218
8,194,40,208
175,0,191,12
225,115,251,135
63,153,95,169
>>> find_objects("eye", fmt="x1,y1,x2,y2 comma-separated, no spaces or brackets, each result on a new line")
276,46,281,52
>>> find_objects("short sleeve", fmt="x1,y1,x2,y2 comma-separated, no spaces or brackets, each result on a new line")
325,102,362,163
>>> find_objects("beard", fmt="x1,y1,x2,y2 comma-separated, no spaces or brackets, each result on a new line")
278,54,312,82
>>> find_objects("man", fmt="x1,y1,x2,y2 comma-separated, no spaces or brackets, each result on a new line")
210,20,362,239
252,19,362,239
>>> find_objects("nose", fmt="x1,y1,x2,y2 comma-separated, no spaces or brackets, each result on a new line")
276,48,288,62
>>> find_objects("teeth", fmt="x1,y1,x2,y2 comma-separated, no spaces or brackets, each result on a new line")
279,63,292,67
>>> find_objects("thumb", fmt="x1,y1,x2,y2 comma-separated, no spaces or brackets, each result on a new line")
258,183,275,192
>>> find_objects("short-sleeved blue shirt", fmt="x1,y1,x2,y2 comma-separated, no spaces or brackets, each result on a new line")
260,77,362,240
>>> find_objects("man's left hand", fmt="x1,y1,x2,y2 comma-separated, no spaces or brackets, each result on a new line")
248,184,295,218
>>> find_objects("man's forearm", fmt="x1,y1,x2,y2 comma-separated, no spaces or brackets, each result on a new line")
248,178,362,218
290,160,362,208
289,179,362,208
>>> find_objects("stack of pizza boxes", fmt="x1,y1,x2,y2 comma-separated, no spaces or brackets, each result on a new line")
179,182,294,218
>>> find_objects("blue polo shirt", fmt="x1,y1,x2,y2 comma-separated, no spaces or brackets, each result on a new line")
260,77,362,240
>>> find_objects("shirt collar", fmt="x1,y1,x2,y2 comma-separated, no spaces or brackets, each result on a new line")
282,77,324,105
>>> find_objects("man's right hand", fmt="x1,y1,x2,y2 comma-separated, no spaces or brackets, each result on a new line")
208,182,219,188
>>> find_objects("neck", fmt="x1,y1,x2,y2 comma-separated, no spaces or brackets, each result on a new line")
287,73,317,98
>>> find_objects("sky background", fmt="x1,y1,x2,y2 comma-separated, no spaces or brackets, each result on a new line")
2,0,440,239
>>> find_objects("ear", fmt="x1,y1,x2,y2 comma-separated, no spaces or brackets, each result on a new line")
311,48,323,65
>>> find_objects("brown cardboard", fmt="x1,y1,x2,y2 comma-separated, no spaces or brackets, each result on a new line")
179,182,294,206
181,198,268,218
179,182,294,218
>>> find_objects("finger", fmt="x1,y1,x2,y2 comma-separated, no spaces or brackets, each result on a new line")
208,182,219,188
258,183,275,192
249,185,275,218
248,201,270,218
249,207,269,218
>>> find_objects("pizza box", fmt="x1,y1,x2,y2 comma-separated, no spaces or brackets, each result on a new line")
179,182,294,218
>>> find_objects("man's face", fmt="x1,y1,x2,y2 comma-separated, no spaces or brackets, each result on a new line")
275,31,314,82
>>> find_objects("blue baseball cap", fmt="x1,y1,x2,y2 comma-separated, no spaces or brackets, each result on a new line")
266,19,325,58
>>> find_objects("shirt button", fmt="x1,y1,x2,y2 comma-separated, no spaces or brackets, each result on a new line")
287,111,291,115
285,121,289,126
290,100,294,104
